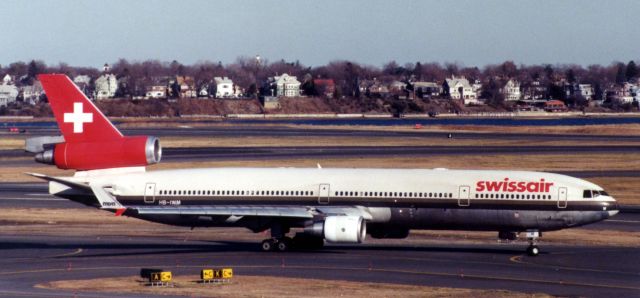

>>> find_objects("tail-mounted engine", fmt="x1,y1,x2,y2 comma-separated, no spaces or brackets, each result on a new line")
28,135,161,171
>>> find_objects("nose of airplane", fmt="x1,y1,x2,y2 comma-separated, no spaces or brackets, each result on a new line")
607,199,619,217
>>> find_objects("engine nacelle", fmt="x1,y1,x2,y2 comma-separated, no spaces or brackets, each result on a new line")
305,216,366,243
35,136,161,170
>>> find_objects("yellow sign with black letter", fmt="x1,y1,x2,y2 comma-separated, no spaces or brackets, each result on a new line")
150,271,171,282
222,268,233,279
201,269,213,280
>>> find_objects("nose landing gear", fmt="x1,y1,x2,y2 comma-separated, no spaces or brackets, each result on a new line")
525,230,540,256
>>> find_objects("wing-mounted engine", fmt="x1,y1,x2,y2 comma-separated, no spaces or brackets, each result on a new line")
304,216,367,243
28,135,162,170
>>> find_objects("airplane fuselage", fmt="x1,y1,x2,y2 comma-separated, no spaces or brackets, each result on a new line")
54,167,618,234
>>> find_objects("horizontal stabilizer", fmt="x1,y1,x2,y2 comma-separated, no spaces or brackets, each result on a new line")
25,172,91,191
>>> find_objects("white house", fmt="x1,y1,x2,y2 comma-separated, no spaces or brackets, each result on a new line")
443,76,477,104
198,86,209,98
274,73,301,97
0,78,18,107
577,84,594,101
2,74,13,85
73,75,91,85
145,85,167,99
20,81,43,104
501,79,522,101
94,74,118,100
523,81,548,100
214,77,235,98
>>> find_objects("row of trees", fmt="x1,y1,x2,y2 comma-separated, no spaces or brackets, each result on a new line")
2,58,639,100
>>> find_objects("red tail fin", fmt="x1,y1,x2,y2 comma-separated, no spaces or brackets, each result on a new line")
38,74,122,143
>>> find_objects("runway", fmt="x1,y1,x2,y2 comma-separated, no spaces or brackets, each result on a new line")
6,124,640,141
0,235,638,297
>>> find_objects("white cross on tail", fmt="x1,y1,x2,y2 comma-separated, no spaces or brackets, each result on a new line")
63,102,93,133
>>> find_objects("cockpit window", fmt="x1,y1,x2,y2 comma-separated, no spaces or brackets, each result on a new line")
585,190,609,198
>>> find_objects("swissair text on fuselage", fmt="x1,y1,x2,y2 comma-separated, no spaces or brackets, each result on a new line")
476,179,554,193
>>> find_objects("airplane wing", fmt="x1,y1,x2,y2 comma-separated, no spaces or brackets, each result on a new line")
129,205,373,220
131,205,315,218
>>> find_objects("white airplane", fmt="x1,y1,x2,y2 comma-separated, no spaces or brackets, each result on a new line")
27,74,618,256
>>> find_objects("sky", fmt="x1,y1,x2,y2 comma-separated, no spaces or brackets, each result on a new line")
1,0,638,69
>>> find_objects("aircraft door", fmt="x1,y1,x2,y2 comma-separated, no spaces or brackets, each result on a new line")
557,187,567,208
144,183,156,204
458,185,470,207
318,184,330,204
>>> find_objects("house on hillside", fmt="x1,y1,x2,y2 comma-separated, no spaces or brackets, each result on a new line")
522,81,548,100
501,79,522,101
544,100,567,112
198,85,210,98
73,75,92,97
145,85,167,99
361,80,389,98
273,73,301,97
605,83,635,104
313,79,335,98
443,76,477,104
20,81,43,104
413,81,441,99
3,74,13,85
214,77,235,98
0,77,18,107
389,81,406,92
175,76,197,98
94,74,118,100
564,83,594,101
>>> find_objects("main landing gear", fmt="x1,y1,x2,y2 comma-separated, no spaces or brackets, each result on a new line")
261,234,325,252
261,237,293,252
261,223,325,252
525,230,541,256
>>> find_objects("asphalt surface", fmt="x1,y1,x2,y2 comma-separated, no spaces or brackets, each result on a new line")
0,234,638,297
5,125,640,141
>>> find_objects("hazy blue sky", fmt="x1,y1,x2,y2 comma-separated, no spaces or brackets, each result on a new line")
1,0,638,68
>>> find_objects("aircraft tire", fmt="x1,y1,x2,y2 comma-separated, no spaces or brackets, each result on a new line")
276,237,292,252
261,239,275,251
527,245,540,256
